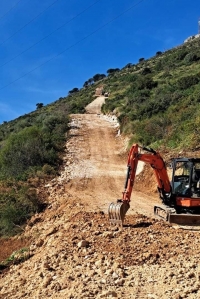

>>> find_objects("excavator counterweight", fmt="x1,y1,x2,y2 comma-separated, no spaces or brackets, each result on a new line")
108,144,200,227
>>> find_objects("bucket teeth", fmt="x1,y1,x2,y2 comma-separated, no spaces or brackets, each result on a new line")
108,201,130,226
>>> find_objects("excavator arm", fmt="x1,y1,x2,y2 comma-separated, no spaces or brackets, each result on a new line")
122,144,171,202
108,144,171,226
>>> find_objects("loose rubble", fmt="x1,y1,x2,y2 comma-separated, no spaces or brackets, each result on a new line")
1,211,200,299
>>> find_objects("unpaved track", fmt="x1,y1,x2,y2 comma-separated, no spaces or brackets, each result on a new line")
64,96,158,218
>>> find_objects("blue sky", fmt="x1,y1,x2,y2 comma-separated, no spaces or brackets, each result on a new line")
0,0,200,123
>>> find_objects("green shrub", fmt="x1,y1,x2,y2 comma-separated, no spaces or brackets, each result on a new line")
0,183,41,236
42,164,56,175
184,52,198,64
136,75,158,90
0,204,26,235
140,67,152,75
155,60,163,71
176,74,200,90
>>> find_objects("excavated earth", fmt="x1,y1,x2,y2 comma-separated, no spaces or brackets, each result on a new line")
1,96,200,299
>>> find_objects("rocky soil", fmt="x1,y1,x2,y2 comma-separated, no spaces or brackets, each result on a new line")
1,96,200,299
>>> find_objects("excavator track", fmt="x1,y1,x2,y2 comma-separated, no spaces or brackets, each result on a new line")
154,205,200,226
169,213,200,226
108,201,130,226
154,205,176,222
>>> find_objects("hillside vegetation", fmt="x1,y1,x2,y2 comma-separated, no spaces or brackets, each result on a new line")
101,38,200,150
0,89,94,236
0,37,200,236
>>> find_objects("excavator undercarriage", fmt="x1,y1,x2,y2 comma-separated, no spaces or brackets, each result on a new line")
108,144,200,227
154,205,200,226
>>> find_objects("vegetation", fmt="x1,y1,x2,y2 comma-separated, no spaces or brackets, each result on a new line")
0,247,29,268
100,38,200,150
1,36,200,236
0,86,95,236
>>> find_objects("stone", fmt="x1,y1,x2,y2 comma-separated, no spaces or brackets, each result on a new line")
78,240,89,248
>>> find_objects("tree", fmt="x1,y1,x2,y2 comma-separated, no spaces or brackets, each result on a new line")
83,81,89,88
68,88,79,95
107,68,120,75
124,63,132,68
156,51,162,56
93,73,106,82
36,103,44,109
88,78,94,85
138,58,145,63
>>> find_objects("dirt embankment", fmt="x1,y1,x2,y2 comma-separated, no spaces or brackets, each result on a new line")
1,96,200,299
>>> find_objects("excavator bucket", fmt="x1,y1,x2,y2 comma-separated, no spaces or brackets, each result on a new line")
108,201,130,226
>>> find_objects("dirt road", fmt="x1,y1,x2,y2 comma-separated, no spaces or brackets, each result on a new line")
63,96,158,218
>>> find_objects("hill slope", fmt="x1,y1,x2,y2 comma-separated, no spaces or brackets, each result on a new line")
1,98,200,299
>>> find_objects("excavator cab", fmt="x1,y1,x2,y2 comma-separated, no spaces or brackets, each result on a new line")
171,159,192,197
171,159,200,197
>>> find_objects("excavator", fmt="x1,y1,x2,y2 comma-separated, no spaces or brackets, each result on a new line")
108,144,200,226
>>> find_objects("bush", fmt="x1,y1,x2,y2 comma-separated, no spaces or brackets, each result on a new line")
42,164,56,175
175,49,188,61
184,53,198,64
0,124,65,180
176,75,200,90
0,183,41,236
155,60,163,71
128,89,150,104
133,115,171,145
0,205,24,235
0,127,44,179
136,75,157,90
140,67,151,75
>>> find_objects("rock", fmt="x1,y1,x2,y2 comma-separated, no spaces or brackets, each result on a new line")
45,227,58,236
115,278,125,286
99,290,117,298
112,272,119,279
95,260,102,267
78,240,89,248
102,231,113,238
42,276,52,288
36,238,44,247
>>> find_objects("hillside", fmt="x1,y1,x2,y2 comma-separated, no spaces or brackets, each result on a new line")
1,98,200,299
100,38,200,150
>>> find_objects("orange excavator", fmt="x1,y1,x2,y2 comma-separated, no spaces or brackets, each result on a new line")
108,144,200,226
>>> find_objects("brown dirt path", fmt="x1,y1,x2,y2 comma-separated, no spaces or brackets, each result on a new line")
62,96,158,218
